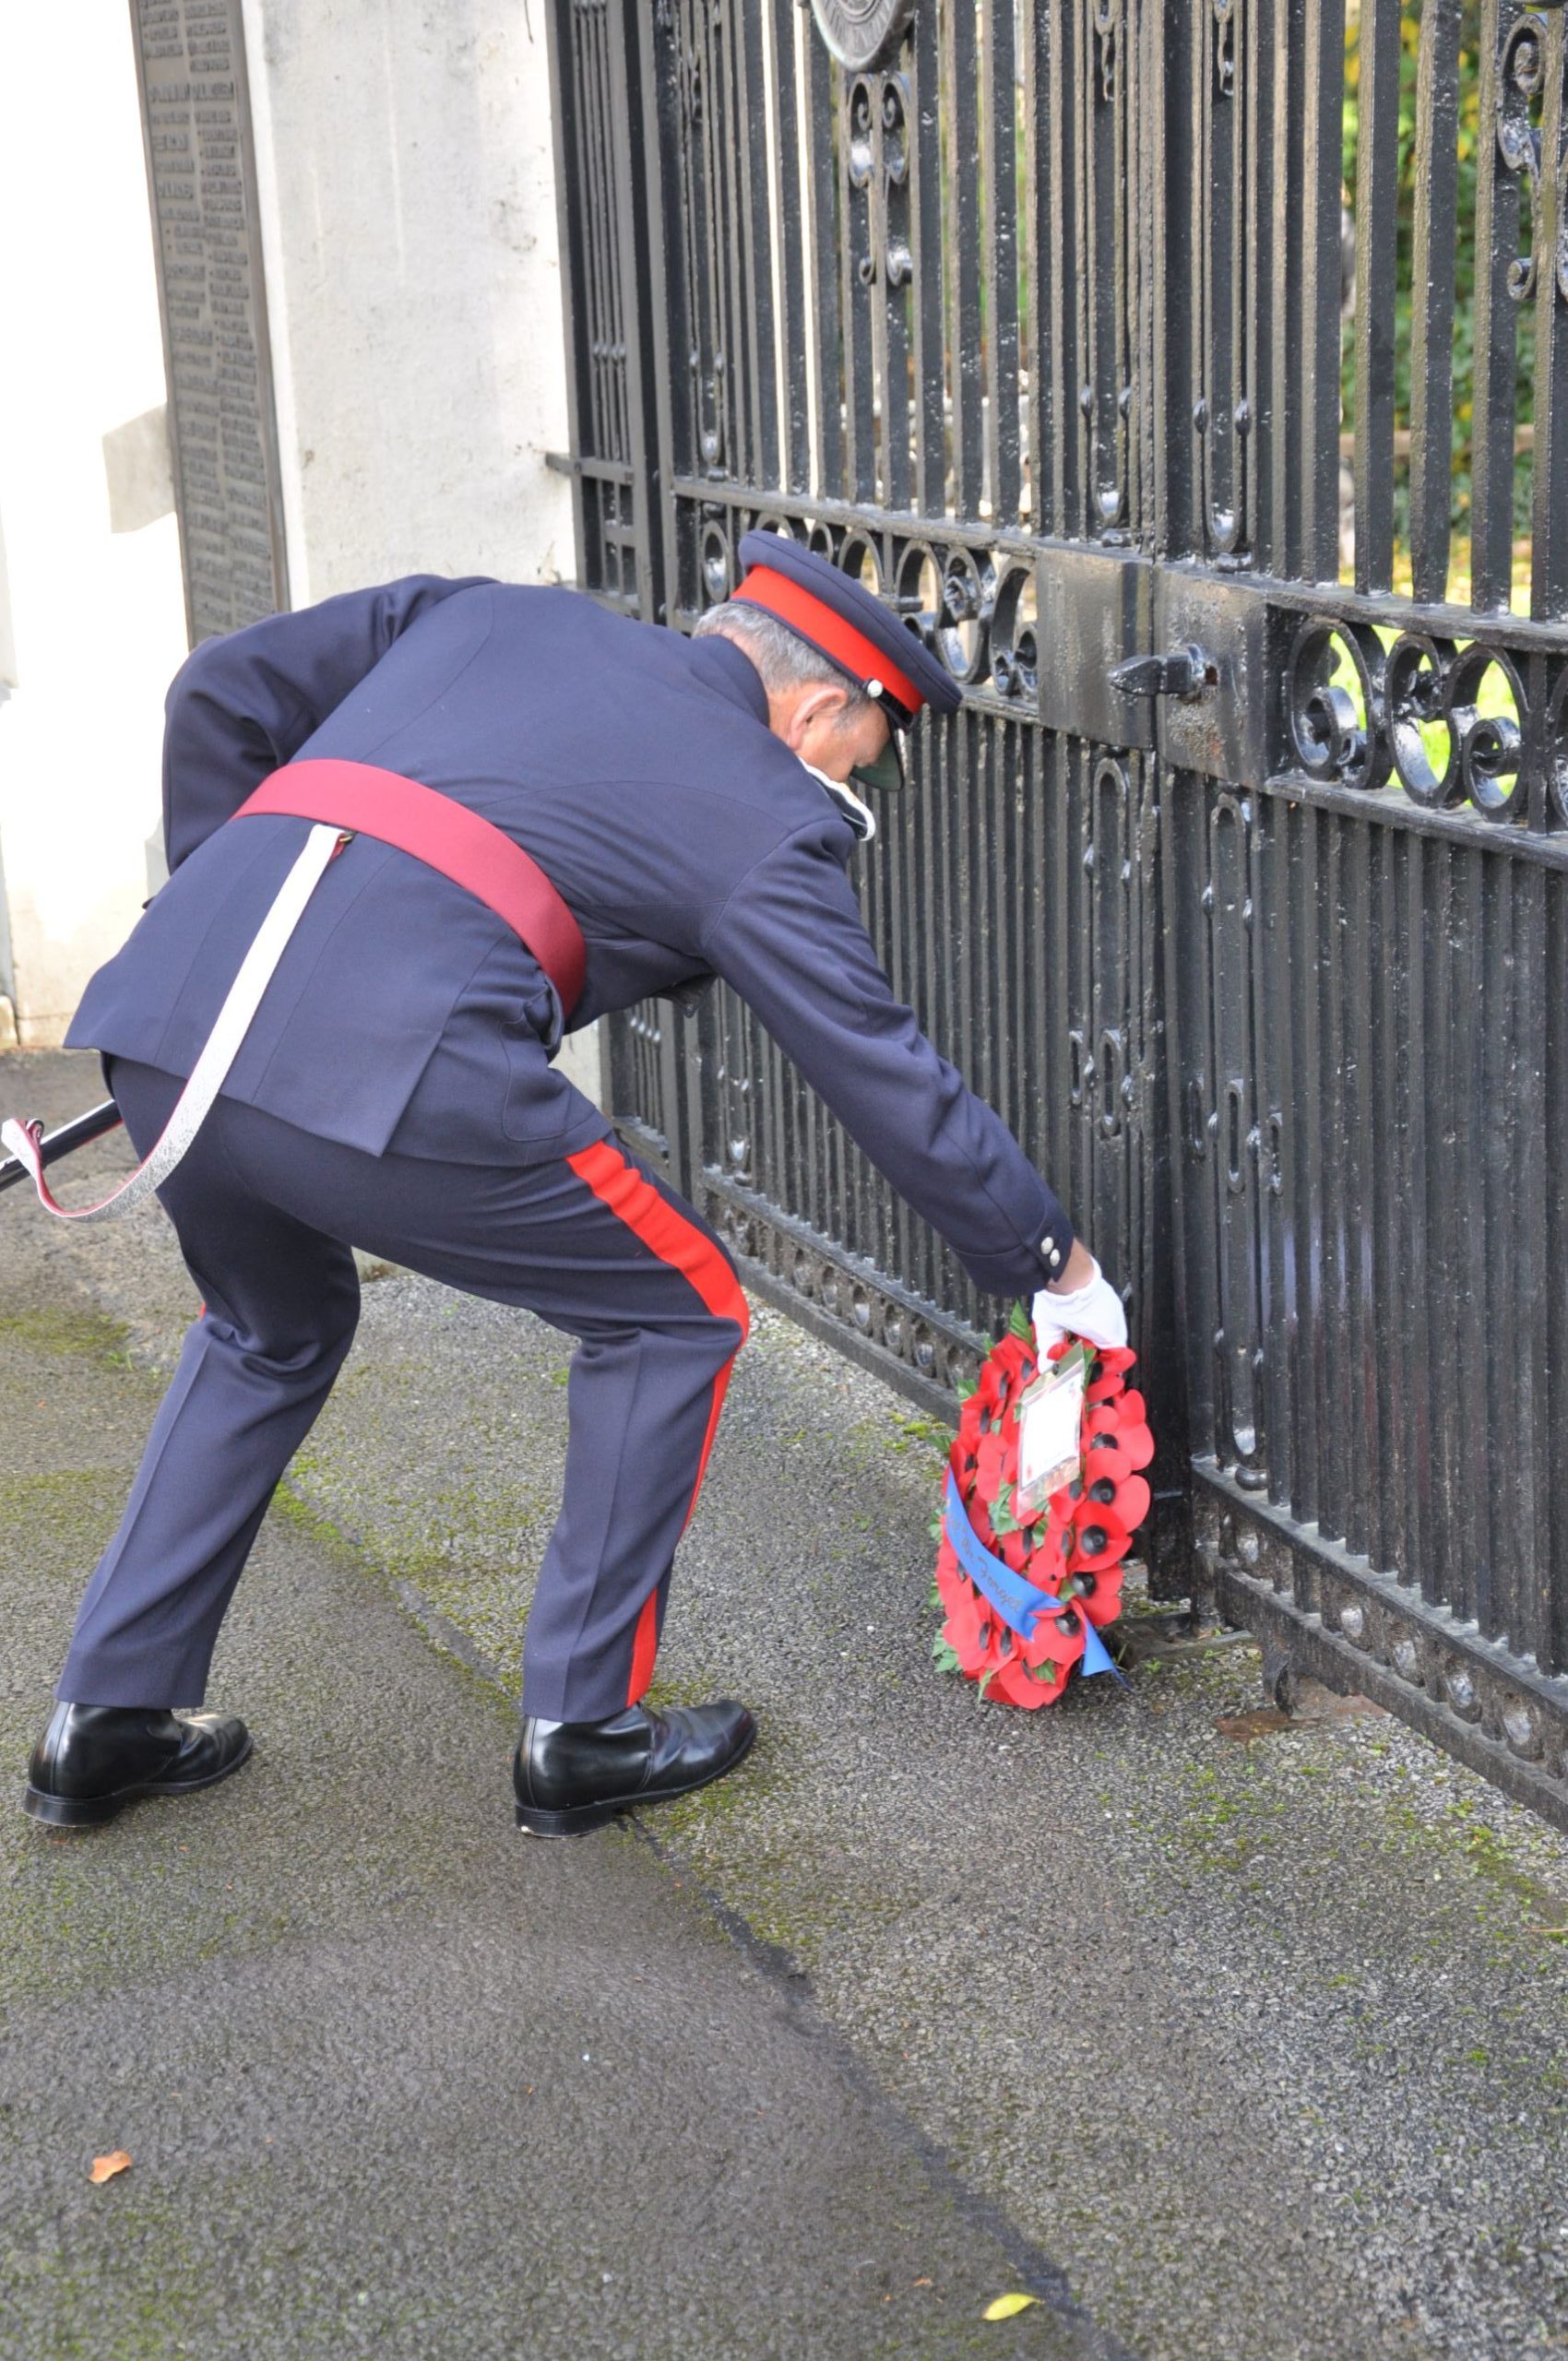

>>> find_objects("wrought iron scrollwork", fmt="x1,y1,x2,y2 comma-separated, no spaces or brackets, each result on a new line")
1493,11,1568,307
1548,662,1568,825
1293,615,1535,825
847,72,911,291
1382,633,1528,821
935,548,994,684
1288,620,1393,795
989,566,1039,702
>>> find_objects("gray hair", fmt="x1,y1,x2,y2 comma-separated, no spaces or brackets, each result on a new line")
694,599,876,722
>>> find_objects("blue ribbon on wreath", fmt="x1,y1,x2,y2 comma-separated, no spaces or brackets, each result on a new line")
943,1469,1123,1681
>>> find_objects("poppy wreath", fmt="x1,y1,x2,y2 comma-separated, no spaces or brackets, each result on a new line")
931,1303,1155,1708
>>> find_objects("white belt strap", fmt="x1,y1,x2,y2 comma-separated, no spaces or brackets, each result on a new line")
1,823,348,1223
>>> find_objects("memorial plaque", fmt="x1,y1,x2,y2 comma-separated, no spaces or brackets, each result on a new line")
130,0,289,643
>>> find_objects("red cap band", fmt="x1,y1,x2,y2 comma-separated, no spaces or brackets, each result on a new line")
731,565,925,718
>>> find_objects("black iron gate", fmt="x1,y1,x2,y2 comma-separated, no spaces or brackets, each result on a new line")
547,0,1568,1827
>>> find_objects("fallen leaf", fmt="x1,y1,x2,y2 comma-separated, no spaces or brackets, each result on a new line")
983,2292,1039,2321
89,2151,131,2185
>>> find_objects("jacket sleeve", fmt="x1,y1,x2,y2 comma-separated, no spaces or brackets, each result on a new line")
701,819,1074,1299
160,575,493,869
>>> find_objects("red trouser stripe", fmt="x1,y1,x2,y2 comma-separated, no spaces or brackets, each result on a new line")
566,1140,750,1704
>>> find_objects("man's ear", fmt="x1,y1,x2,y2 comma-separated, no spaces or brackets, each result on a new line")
781,681,849,751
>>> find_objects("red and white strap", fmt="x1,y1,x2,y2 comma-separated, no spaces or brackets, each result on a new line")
1,822,347,1223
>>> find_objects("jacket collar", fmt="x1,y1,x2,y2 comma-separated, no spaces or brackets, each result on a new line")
801,763,877,842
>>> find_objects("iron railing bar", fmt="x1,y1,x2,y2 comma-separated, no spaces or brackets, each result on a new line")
599,3,636,469
768,1,811,495
1368,824,1402,1572
1020,0,1048,535
908,5,946,517
861,72,892,506
942,0,983,520
1299,0,1346,581
542,3,592,581
734,0,780,496
1508,858,1547,1657
636,6,682,617
802,32,844,498
716,0,754,490
1454,852,1488,1627
1396,834,1432,1596
1084,0,1117,540
1266,0,1303,575
608,1,664,617
1548,883,1568,1673
570,8,611,462
1470,0,1522,612
1350,0,1402,594
695,0,734,488
882,63,912,512
1245,0,1276,575
841,65,877,504
1293,809,1326,1525
1050,0,1081,535
1323,819,1357,1546
1408,0,1464,605
1113,0,1137,540
981,0,1021,527
668,5,705,488
1254,804,1296,1513
594,4,636,467
1532,15,1568,618
583,6,624,465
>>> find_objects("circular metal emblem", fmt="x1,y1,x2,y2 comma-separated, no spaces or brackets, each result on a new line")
809,0,915,70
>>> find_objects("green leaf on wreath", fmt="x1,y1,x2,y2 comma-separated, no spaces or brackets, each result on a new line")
976,1667,998,1700
931,1634,962,1674
1029,1657,1059,1684
1006,1299,1034,1343
928,1578,943,1610
990,1482,1019,1536
955,1375,978,1402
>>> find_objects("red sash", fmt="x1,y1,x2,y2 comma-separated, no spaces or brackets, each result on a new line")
236,758,587,1015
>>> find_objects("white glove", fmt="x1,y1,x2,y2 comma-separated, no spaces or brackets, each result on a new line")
1031,1259,1129,1357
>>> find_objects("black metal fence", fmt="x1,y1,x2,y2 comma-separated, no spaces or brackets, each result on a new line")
545,0,1568,1827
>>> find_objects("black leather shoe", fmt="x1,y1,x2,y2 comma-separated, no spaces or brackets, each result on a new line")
514,1700,756,1837
23,1703,254,1829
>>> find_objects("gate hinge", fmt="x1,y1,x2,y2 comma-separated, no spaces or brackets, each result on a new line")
1111,644,1219,700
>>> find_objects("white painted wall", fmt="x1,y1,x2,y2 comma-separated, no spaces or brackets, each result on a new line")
241,0,576,603
0,6,189,1047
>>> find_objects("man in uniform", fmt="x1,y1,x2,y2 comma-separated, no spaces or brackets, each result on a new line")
18,535,1126,1836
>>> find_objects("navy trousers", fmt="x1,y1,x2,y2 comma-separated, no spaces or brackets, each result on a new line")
58,1060,748,1722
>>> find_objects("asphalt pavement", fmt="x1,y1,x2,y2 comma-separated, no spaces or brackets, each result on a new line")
6,1049,1568,2361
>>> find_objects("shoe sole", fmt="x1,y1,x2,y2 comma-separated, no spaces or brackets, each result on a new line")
515,1716,757,1839
21,1732,255,1830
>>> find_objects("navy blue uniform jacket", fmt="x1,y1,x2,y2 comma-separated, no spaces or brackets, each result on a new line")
68,576,1073,1299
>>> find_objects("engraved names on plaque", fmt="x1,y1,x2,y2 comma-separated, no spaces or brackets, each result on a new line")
132,0,288,642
